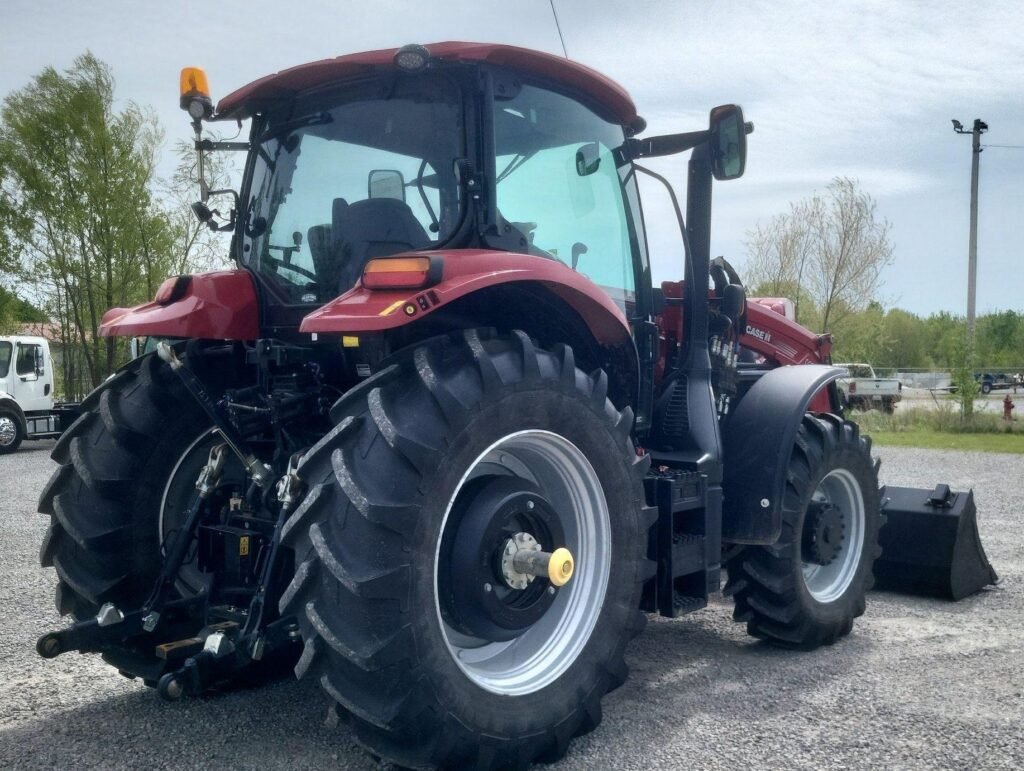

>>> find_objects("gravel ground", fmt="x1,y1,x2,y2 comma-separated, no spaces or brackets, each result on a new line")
1,439,1020,770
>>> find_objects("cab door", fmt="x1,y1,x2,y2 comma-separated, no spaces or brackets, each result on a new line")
14,341,51,412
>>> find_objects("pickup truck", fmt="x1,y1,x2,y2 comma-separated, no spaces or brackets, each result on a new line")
835,363,902,413
976,372,1015,394
0,335,80,453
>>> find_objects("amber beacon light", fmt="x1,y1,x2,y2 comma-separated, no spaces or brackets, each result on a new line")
179,67,213,120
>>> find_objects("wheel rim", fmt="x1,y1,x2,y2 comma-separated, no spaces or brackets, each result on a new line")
435,430,611,696
0,416,16,446
801,468,865,603
159,428,247,595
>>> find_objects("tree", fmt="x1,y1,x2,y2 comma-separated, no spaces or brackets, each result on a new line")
743,198,817,324
831,300,887,364
0,53,178,393
164,137,236,274
743,177,894,332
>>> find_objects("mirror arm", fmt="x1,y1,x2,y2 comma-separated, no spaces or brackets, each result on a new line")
620,130,710,161
208,188,240,209
196,139,251,152
191,119,209,202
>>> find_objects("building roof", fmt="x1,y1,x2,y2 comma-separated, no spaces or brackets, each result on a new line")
17,321,62,342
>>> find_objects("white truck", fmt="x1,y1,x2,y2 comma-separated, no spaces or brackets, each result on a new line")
835,362,902,413
0,335,80,453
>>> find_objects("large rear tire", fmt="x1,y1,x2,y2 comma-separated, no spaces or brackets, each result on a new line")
280,330,654,769
38,351,240,676
724,415,880,649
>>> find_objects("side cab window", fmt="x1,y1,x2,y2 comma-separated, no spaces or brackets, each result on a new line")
16,343,41,377
493,83,645,314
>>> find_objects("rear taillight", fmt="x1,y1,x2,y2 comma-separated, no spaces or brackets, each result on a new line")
362,256,441,290
849,382,857,394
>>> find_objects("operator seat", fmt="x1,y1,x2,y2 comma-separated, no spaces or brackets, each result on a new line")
333,198,431,291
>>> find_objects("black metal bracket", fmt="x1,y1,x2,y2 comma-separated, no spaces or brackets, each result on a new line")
36,594,208,659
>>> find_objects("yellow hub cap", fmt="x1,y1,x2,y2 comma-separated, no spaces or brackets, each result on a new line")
548,547,575,586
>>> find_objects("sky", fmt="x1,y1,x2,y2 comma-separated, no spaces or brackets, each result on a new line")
2,0,1023,317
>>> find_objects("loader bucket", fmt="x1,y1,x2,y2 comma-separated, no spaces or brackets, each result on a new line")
874,484,998,600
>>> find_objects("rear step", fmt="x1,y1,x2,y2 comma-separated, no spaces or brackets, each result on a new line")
641,469,722,618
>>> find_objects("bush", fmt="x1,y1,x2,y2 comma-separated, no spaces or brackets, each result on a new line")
850,403,1022,435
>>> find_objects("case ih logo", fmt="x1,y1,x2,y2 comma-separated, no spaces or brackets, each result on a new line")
745,325,772,343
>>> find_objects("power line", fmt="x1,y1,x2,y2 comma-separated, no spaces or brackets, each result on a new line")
982,144,1024,149
549,0,569,58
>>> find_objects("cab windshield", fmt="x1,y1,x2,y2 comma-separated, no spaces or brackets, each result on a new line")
241,73,465,304
493,83,642,313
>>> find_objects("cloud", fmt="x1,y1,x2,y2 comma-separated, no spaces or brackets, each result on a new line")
2,0,1021,314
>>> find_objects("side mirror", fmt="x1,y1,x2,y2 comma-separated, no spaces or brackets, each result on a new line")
575,143,601,176
709,104,749,181
34,346,44,376
190,189,238,232
368,170,406,201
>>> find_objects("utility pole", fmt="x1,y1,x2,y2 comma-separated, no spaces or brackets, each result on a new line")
952,118,988,351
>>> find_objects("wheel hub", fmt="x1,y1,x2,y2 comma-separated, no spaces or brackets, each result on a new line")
500,532,542,590
803,501,845,566
0,416,16,446
500,533,576,591
440,477,566,642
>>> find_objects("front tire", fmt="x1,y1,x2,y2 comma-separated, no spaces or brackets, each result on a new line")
725,415,880,649
280,330,654,769
0,410,24,454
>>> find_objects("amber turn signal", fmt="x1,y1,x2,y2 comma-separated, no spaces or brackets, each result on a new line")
362,256,441,290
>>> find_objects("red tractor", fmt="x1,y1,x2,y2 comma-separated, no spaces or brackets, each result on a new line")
34,42,991,769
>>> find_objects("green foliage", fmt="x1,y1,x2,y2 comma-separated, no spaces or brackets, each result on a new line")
854,406,1023,449
829,306,1024,375
949,335,979,418
0,52,178,391
0,285,47,332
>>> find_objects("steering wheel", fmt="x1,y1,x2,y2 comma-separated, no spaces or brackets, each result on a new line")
265,255,319,282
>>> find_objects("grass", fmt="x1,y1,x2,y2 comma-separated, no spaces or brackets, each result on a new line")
850,405,1024,454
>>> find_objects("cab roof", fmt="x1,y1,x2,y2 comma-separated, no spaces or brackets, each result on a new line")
215,41,639,128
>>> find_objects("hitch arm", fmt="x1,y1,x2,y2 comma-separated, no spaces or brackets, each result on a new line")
36,595,207,659
157,342,272,488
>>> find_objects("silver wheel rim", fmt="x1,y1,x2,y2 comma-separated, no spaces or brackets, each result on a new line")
435,430,611,696
802,468,865,603
158,428,217,544
0,416,16,446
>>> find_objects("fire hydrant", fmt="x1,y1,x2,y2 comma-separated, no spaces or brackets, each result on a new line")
1004,394,1015,421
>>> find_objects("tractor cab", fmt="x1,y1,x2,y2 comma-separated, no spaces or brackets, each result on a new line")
186,44,742,328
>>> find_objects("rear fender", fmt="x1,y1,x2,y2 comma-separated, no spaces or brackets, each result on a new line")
300,250,632,346
99,270,259,340
722,364,844,544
